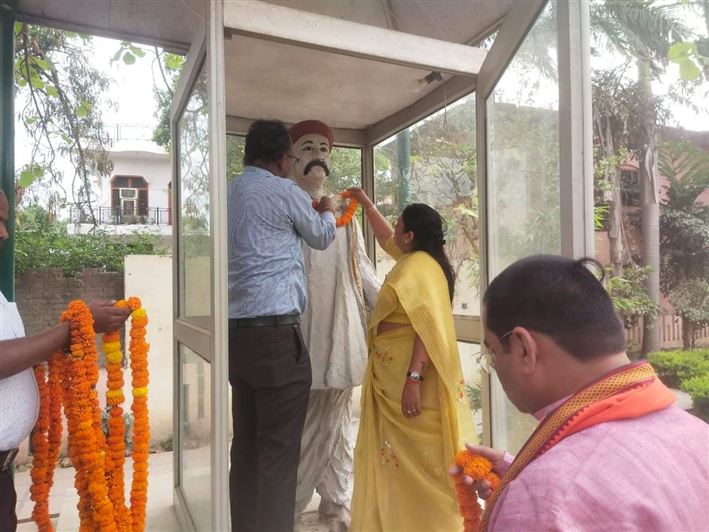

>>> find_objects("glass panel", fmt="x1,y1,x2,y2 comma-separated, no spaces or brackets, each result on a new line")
326,147,362,194
177,63,211,325
486,1,559,453
227,134,245,179
458,342,484,442
179,344,212,531
373,94,480,316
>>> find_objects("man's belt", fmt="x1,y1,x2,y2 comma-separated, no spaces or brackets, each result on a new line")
231,315,299,328
0,449,18,472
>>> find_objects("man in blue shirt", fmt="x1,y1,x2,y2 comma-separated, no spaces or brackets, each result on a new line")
227,120,337,532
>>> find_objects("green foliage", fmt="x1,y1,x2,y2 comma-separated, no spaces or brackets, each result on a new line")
15,206,165,276
606,265,659,330
659,140,709,296
681,373,709,422
669,279,709,348
648,348,709,388
465,384,482,412
668,40,705,80
326,147,363,194
13,23,113,215
111,41,146,66
226,135,245,179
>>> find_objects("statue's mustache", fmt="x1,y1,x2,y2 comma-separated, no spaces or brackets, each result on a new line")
304,159,330,177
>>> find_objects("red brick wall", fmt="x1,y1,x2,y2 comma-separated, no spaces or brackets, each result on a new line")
15,268,123,335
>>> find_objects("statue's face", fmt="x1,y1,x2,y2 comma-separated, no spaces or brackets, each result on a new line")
290,133,331,193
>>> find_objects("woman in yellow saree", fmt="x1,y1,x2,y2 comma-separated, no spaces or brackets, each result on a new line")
347,189,476,532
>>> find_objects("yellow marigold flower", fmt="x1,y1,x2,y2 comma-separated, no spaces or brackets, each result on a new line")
132,387,148,397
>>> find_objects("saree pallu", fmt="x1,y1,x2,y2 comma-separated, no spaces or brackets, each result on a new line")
351,246,475,532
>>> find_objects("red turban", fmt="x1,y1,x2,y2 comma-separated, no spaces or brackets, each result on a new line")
288,120,334,151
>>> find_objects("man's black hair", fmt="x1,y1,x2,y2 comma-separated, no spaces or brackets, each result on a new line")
484,255,625,360
243,119,291,165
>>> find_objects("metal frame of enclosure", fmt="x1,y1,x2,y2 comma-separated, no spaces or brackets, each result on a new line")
2,1,593,529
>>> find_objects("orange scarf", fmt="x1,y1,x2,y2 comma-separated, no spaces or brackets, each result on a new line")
481,361,675,531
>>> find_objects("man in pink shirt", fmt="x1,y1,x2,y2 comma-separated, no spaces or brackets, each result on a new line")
456,255,708,531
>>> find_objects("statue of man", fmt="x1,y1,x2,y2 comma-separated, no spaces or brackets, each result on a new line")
288,120,379,531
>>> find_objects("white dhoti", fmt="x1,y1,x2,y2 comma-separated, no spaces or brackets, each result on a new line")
295,219,379,529
295,389,354,519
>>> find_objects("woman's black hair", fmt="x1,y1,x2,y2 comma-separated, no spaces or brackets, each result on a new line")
401,203,455,301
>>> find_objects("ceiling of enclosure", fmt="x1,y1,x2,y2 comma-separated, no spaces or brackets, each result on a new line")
16,0,516,135
224,35,455,130
15,0,512,51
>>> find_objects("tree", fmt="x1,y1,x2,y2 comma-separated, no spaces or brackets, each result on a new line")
591,0,693,354
13,23,113,224
658,139,709,348
670,280,709,349
605,264,660,355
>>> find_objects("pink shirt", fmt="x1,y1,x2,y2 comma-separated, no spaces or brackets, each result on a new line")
489,405,709,531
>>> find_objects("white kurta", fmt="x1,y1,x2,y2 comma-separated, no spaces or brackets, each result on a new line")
0,290,39,451
300,219,379,390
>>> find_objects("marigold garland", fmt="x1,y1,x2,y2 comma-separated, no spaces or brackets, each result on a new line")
311,190,359,227
453,449,501,532
31,298,150,532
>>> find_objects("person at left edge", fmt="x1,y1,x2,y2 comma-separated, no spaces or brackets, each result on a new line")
227,119,337,532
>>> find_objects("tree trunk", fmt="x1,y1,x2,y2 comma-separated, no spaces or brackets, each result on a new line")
605,117,624,277
681,318,693,350
638,61,661,355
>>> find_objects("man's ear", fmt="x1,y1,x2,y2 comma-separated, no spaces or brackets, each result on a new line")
275,154,288,175
512,326,538,375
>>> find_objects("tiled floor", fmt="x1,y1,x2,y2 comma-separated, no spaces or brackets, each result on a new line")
14,450,328,532
15,451,180,531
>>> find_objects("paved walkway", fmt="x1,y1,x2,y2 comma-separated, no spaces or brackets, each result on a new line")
15,451,179,531
14,450,328,531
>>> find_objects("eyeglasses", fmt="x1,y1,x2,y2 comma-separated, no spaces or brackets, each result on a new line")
479,330,513,371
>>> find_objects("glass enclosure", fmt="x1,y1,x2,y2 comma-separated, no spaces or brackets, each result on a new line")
374,93,480,317
486,0,560,453
178,344,212,530
177,63,211,327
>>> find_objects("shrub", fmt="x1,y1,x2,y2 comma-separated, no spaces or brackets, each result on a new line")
647,349,709,388
681,374,709,423
15,206,167,276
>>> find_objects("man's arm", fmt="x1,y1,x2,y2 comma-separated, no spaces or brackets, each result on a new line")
0,301,131,379
286,184,337,250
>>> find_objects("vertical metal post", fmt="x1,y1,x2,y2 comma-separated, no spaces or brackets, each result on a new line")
557,0,594,259
396,129,410,210
0,1,15,300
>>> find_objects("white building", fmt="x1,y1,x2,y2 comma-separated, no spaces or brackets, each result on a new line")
68,130,173,236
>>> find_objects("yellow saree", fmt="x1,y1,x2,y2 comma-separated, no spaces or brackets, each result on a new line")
351,238,476,532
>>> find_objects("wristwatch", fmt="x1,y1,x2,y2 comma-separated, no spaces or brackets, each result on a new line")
406,371,424,382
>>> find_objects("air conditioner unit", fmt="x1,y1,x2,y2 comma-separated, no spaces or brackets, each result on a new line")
119,187,137,199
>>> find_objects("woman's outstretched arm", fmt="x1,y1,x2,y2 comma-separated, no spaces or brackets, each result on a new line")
347,187,393,249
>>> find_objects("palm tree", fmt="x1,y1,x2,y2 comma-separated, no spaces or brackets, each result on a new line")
591,0,692,354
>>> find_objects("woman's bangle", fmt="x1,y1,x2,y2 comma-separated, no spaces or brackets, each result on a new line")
365,204,377,214
405,377,422,385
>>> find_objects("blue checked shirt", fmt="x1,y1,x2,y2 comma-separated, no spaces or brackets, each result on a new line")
228,166,336,319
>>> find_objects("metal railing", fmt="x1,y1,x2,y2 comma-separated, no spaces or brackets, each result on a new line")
69,206,171,226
